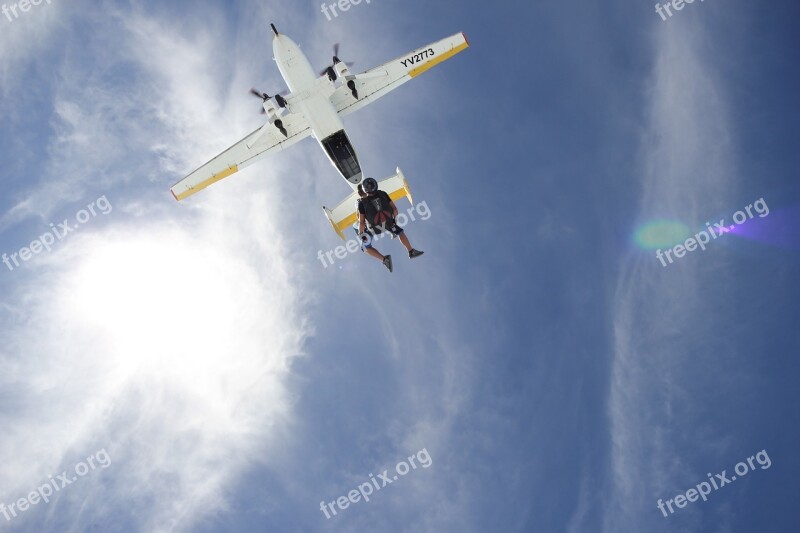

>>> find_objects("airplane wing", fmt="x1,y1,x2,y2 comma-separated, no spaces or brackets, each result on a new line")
171,112,311,201
331,32,469,117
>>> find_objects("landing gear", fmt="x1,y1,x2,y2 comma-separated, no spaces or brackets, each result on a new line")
274,119,288,137
347,80,358,99
275,94,288,108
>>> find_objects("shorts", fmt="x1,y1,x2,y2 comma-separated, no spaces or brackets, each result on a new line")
356,223,404,251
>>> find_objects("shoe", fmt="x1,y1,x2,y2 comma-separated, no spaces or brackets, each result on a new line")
382,255,393,272
409,249,424,259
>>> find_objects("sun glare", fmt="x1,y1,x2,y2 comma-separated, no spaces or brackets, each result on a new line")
63,233,262,391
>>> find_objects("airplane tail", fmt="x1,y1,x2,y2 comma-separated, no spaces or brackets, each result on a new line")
323,167,413,240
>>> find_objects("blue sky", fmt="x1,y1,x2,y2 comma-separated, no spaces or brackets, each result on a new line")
0,0,798,531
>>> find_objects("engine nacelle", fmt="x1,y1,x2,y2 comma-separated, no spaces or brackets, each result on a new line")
262,99,279,119
260,101,287,136
334,61,350,80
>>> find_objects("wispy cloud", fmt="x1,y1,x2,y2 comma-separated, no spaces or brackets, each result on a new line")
604,16,740,533
0,4,311,531
0,2,488,530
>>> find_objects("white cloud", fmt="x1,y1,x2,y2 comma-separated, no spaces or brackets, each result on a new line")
0,0,62,91
0,2,485,530
0,5,311,531
603,18,740,532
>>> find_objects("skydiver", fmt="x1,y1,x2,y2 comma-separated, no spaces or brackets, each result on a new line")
356,178,424,272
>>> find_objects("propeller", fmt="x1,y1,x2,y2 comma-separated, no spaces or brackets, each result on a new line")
320,43,355,78
250,88,269,113
249,88,288,113
250,88,269,101
332,43,355,68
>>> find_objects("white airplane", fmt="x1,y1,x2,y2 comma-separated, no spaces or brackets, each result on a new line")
171,24,468,238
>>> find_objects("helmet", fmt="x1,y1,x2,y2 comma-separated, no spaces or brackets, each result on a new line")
362,177,378,193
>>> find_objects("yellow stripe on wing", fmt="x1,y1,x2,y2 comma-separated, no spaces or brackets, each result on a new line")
335,212,358,233
409,40,469,78
388,188,408,202
174,165,239,201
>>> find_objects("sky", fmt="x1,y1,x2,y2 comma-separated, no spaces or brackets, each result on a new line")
0,0,798,532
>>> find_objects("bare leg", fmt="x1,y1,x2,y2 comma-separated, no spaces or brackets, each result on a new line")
365,247,385,262
398,233,414,252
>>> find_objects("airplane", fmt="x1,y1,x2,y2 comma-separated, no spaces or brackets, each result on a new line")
170,23,469,238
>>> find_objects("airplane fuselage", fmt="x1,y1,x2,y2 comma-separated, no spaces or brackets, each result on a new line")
272,30,363,188
170,25,468,207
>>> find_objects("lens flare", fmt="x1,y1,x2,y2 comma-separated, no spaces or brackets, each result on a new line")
634,220,692,250
728,206,800,249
